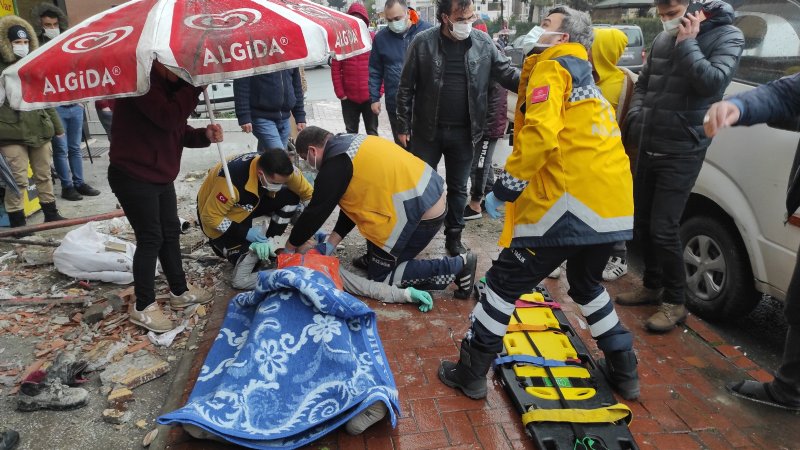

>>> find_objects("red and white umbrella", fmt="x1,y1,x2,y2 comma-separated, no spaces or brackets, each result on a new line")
0,0,370,197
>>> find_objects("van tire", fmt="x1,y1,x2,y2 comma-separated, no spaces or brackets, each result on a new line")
680,215,759,321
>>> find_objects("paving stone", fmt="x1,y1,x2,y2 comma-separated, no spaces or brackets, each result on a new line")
100,353,169,388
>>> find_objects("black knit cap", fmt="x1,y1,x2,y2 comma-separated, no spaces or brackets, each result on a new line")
7,25,30,42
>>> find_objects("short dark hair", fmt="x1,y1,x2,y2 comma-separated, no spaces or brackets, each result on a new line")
384,0,408,10
257,148,294,176
436,0,472,23
295,126,333,157
40,10,59,19
654,0,689,5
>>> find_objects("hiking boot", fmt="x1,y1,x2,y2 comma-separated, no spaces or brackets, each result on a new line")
345,401,389,435
646,302,688,332
75,183,100,196
41,202,66,222
170,283,213,310
46,351,89,387
7,210,30,237
439,339,495,399
597,350,640,400
17,380,89,412
463,204,482,221
129,302,174,333
602,256,628,281
547,266,562,279
0,428,19,450
615,286,662,306
61,187,83,201
454,252,477,299
445,228,467,257
353,253,369,271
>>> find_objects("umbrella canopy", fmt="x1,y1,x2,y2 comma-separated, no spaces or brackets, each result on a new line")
0,0,370,111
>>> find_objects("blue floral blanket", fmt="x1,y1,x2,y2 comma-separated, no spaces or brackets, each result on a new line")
158,267,399,448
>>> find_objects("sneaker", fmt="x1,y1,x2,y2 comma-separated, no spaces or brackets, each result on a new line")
345,401,388,435
169,283,213,310
17,380,89,412
602,256,628,281
454,252,478,299
463,204,482,221
547,266,562,279
645,302,688,332
616,286,662,306
129,302,174,333
76,183,101,196
61,187,83,201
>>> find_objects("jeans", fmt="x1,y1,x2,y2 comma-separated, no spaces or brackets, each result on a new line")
0,143,55,211
52,104,85,189
470,138,496,201
365,210,464,290
468,244,632,354
635,150,706,305
410,127,474,233
108,166,187,309
341,99,378,135
252,117,290,152
386,109,403,146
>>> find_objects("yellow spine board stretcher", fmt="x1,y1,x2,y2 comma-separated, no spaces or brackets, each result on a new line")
487,283,639,450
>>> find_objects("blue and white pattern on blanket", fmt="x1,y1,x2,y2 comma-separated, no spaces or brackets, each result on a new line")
158,266,399,449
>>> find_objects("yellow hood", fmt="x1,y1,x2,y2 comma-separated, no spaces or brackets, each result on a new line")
591,28,627,109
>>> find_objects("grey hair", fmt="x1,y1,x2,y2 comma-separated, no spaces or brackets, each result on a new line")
547,5,594,50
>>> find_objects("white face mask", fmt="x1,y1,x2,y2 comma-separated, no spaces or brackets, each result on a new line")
388,18,408,34
450,21,472,41
12,44,29,58
520,26,564,55
259,173,284,192
44,28,60,39
662,16,682,37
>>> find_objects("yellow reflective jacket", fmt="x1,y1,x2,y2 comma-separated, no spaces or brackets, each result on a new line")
495,43,633,248
197,152,313,241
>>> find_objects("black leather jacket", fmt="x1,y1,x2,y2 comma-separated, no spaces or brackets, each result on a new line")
623,0,744,154
396,26,519,144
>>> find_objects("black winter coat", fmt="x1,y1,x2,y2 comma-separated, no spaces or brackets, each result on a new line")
623,0,744,154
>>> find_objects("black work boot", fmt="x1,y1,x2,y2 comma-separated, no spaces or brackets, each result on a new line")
445,228,467,257
598,350,640,400
40,202,66,222
7,210,30,237
438,339,495,399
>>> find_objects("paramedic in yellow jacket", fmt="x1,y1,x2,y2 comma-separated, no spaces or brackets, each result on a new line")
197,148,312,263
286,127,478,298
439,6,640,402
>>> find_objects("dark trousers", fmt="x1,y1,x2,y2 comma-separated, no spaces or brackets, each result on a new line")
204,188,301,263
635,151,705,304
468,244,632,354
772,246,800,402
410,127,474,233
386,109,403,146
366,210,464,290
341,99,378,136
108,166,187,309
470,138,496,201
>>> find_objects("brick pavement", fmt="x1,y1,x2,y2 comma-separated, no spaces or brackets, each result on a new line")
162,101,800,449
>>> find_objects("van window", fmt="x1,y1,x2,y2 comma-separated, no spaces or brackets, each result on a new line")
733,0,800,85
621,29,643,47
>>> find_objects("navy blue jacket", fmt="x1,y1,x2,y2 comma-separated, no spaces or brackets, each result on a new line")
368,20,431,114
233,69,306,125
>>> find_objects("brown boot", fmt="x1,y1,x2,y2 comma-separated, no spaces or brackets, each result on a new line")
615,286,662,306
645,303,688,332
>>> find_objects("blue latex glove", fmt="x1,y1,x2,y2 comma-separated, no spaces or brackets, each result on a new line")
314,230,328,244
407,287,433,312
249,241,275,260
246,227,268,243
314,241,336,255
484,192,505,219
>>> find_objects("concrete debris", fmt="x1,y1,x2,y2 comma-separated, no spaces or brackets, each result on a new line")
51,316,70,325
102,408,131,425
100,353,169,389
105,294,125,312
135,419,147,429
83,303,113,325
85,341,128,373
107,387,134,408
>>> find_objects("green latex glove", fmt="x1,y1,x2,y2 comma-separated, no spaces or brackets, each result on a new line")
249,241,276,260
407,287,433,313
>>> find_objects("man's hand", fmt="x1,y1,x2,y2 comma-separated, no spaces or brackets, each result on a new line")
55,133,65,138
371,102,382,115
341,96,348,101
297,122,307,131
676,12,701,44
704,101,741,137
241,123,252,133
484,192,505,219
398,134,410,148
206,124,223,143
246,227,268,243
249,241,276,260
407,287,434,312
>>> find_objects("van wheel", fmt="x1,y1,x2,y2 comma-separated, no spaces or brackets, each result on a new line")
680,215,759,321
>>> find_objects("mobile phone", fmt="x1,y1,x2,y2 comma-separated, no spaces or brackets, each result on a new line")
685,1,704,17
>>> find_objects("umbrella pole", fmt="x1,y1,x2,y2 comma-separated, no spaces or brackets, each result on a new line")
82,106,94,164
202,88,235,199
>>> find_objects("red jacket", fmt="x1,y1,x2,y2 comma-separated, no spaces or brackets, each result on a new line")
331,3,373,104
109,70,210,184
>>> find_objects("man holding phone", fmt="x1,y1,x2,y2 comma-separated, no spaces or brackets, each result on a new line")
615,0,743,332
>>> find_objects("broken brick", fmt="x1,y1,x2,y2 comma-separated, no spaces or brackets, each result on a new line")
102,408,131,425
126,341,151,354
107,388,134,408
